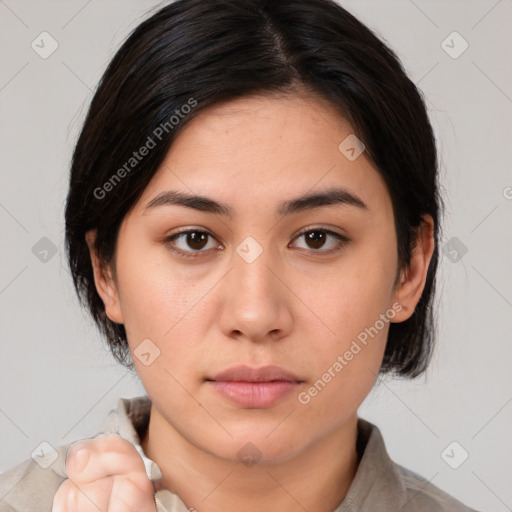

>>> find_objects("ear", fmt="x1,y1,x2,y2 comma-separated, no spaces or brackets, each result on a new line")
85,230,124,324
391,215,435,323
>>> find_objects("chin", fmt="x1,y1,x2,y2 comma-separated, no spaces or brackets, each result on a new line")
207,428,305,467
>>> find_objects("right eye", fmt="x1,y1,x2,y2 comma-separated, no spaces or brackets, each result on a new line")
164,229,223,259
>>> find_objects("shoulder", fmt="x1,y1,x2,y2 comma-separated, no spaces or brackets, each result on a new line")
0,443,70,512
396,462,481,512
345,418,481,512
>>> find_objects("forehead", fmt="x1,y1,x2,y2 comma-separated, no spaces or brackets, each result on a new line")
132,93,393,221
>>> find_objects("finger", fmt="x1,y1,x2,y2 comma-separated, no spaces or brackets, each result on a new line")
66,434,147,484
52,478,76,512
54,476,156,512
53,477,112,512
108,475,157,512
54,468,156,512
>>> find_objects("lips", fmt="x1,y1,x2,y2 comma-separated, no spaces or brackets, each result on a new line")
208,364,303,383
206,365,303,408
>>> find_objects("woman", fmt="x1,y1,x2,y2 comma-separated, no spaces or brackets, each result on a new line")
0,0,480,510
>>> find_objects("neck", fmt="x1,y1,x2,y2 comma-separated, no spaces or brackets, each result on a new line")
141,405,360,512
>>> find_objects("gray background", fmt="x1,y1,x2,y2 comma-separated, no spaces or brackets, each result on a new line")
0,1,511,510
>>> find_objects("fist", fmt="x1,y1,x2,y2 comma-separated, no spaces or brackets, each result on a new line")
52,433,157,512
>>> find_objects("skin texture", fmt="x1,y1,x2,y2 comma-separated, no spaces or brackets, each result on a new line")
85,91,435,512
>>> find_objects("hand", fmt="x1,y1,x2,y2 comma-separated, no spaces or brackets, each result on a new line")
52,432,157,512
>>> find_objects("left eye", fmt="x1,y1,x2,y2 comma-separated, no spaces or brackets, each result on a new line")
165,230,220,257
290,228,349,253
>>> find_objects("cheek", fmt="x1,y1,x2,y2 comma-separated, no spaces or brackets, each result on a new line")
303,248,396,341
293,244,395,392
296,273,392,422
116,243,195,328
116,246,229,394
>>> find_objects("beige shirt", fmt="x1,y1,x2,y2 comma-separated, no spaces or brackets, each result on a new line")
0,395,479,511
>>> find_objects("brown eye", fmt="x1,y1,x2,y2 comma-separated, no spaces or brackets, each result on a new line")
165,230,221,259
304,230,327,249
183,231,209,250
291,228,350,254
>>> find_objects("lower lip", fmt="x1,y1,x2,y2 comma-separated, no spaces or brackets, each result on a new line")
207,380,300,408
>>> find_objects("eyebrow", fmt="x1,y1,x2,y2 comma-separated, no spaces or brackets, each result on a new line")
143,186,368,218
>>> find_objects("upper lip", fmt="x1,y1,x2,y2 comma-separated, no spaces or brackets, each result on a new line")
207,365,303,383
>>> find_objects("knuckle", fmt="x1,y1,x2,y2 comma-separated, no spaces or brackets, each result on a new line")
66,440,87,462
66,439,92,469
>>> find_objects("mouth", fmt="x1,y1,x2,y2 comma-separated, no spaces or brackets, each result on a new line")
205,365,304,409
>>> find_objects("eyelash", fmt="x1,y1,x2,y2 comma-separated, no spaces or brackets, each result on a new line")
164,227,350,260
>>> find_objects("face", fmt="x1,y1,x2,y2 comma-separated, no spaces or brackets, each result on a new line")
88,92,431,464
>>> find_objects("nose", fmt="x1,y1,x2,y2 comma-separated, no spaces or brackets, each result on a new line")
217,239,294,343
